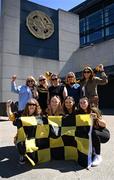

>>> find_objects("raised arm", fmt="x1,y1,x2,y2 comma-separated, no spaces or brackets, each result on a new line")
95,64,108,85
11,75,20,94
6,100,15,121
97,117,106,128
91,112,106,128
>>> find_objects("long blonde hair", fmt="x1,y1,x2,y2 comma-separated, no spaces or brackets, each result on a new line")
47,96,63,115
26,76,37,86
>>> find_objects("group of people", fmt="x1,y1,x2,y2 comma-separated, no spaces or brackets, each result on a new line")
6,64,110,167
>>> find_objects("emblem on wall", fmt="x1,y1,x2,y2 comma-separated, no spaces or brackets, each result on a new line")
26,10,54,39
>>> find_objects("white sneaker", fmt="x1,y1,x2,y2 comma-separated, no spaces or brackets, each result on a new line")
92,155,102,167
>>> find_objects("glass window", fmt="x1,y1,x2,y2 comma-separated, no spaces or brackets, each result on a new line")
79,3,114,46
86,10,103,31
109,25,114,35
106,25,114,36
80,36,86,45
105,27,109,36
104,4,114,25
80,18,86,33
87,30,104,42
105,3,114,37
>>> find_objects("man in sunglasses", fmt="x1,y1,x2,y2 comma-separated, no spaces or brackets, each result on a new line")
80,64,108,107
11,75,38,112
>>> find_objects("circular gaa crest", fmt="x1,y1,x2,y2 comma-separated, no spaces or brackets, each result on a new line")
26,10,54,39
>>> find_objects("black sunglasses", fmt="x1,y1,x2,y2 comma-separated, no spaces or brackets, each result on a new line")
39,79,46,81
28,103,37,106
51,78,58,81
67,76,74,78
27,80,34,83
83,71,91,74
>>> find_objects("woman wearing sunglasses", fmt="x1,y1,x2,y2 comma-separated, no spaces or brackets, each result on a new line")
65,72,80,106
80,64,108,107
6,98,42,164
37,75,48,114
11,75,38,112
48,74,68,104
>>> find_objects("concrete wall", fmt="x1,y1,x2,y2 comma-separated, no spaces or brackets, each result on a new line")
69,39,114,72
59,10,79,76
0,0,3,101
1,0,20,102
1,0,79,102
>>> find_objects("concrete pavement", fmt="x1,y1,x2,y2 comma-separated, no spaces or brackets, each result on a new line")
0,113,114,180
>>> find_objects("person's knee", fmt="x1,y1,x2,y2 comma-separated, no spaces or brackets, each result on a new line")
101,129,110,143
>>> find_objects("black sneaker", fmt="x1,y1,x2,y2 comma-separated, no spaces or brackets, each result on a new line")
19,155,25,165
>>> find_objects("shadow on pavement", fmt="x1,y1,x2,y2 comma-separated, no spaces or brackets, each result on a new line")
37,160,83,172
0,146,32,178
0,146,84,178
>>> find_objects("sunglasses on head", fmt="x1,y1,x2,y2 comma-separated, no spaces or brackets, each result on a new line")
39,79,46,82
28,103,37,106
83,71,91,74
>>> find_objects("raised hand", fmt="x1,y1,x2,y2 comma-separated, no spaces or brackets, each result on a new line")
7,99,12,107
11,75,17,82
98,64,104,72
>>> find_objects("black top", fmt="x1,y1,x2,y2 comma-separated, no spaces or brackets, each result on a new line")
37,85,48,111
66,83,81,106
48,84,65,103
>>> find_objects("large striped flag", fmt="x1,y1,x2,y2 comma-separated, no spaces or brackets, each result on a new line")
16,114,92,168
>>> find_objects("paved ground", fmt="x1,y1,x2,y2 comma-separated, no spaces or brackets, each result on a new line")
0,111,114,180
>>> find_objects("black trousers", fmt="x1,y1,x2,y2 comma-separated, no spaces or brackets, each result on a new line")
92,127,110,155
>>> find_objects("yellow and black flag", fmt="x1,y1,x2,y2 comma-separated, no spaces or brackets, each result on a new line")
16,114,92,168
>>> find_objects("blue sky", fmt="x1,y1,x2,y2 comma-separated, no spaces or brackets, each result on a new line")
28,0,86,11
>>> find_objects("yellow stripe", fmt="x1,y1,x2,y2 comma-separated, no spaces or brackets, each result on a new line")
25,138,38,153
75,137,89,155
61,126,76,136
35,124,49,138
64,146,78,160
76,114,92,126
25,154,35,166
38,149,51,163
50,137,64,148
21,116,37,126
48,116,62,126
17,127,26,142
